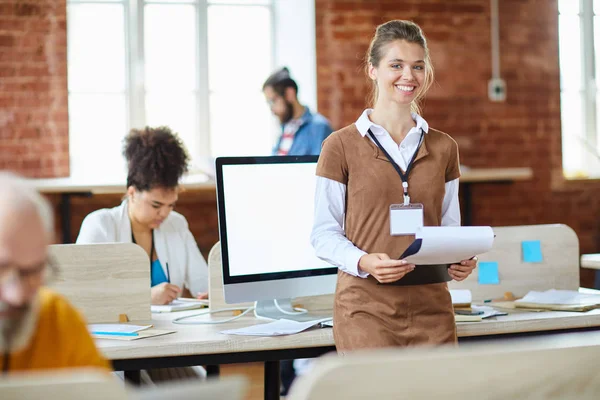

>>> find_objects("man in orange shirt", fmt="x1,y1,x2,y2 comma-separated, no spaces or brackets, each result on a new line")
0,172,110,373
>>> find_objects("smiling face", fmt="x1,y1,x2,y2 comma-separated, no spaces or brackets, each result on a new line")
368,39,427,108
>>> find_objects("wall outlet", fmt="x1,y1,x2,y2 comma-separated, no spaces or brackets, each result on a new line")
488,78,506,102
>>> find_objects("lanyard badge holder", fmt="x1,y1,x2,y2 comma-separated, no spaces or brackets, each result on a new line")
368,129,425,236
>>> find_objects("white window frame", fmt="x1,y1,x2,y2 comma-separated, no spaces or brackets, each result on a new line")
559,0,600,179
67,0,317,176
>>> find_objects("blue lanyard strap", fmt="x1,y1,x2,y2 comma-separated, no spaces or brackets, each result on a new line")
368,128,425,203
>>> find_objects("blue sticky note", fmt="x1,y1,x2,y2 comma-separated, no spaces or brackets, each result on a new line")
522,240,543,263
478,262,500,285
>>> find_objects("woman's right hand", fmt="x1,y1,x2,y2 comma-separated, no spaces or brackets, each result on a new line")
358,253,415,284
151,282,181,305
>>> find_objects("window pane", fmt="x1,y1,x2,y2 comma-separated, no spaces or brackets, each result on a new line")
558,15,582,91
69,93,128,179
209,0,272,5
210,92,275,156
145,92,199,158
559,0,580,15
144,4,197,91
207,5,272,91
561,91,585,177
67,4,126,92
145,0,195,3
208,5,274,156
68,0,123,3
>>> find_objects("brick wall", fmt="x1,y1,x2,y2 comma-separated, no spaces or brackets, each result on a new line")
2,0,599,286
0,0,69,178
316,0,600,286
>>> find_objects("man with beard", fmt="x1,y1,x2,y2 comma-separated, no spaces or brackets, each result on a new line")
0,172,109,373
263,67,332,156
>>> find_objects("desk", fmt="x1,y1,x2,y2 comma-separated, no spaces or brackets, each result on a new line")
581,254,600,270
99,303,600,400
581,254,600,289
459,167,533,225
34,167,532,242
34,174,213,243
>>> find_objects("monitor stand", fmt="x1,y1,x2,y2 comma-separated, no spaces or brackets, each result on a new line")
254,299,332,322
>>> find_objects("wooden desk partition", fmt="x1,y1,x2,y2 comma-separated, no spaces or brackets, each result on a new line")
287,333,600,400
449,224,579,301
49,243,151,323
0,369,128,400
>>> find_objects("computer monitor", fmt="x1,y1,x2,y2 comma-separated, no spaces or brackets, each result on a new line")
215,156,337,320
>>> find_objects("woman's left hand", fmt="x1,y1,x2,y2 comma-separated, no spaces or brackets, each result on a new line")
448,258,477,281
196,292,209,300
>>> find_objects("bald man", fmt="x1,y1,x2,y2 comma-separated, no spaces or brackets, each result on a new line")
0,172,109,373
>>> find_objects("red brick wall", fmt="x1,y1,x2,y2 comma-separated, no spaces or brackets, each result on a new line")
316,0,600,286
2,0,598,286
0,0,69,178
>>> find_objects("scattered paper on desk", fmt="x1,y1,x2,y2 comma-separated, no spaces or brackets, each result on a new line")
220,318,332,336
88,324,152,334
152,299,208,313
450,289,472,305
522,240,543,263
516,289,600,306
478,262,500,285
471,305,508,319
401,226,494,265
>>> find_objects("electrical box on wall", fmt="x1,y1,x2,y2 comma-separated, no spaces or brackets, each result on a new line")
488,78,506,102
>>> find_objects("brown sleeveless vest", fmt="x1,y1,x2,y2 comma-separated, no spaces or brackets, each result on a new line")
316,124,461,351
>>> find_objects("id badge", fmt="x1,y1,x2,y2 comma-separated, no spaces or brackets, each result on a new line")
390,203,424,236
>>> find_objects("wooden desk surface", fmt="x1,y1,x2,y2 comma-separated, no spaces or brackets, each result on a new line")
33,167,532,195
34,173,214,194
97,305,600,360
581,254,600,270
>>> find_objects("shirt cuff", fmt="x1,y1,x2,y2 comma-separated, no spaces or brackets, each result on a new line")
344,247,369,278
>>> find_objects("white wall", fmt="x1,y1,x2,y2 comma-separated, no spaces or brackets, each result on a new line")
273,0,317,112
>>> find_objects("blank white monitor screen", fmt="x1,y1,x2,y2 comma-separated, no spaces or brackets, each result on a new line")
216,156,336,284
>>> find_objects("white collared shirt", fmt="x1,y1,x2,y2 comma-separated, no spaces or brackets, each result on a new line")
310,109,461,278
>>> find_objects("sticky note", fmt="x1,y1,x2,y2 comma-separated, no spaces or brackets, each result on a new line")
478,262,499,285
522,240,543,263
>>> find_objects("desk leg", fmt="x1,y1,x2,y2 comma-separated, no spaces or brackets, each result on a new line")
206,364,220,377
264,360,280,400
124,370,141,385
462,183,472,226
59,193,72,244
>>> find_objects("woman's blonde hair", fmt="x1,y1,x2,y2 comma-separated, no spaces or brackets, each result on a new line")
366,20,434,114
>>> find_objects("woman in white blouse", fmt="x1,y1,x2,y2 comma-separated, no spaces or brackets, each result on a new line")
311,20,477,351
77,126,208,305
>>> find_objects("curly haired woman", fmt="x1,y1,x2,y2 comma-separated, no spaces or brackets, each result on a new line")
77,126,208,305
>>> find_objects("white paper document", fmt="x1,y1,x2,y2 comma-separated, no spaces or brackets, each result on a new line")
471,305,508,319
220,318,332,336
515,289,600,306
450,289,472,305
151,298,209,313
88,324,152,334
400,226,495,265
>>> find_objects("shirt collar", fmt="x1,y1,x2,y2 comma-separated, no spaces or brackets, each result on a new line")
354,109,429,137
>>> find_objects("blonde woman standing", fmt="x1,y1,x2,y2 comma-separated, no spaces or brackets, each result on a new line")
311,20,477,351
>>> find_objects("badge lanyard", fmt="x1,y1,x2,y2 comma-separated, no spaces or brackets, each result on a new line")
368,128,425,205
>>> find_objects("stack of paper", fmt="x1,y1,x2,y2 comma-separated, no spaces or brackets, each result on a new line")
88,324,175,341
515,289,600,312
450,289,472,309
